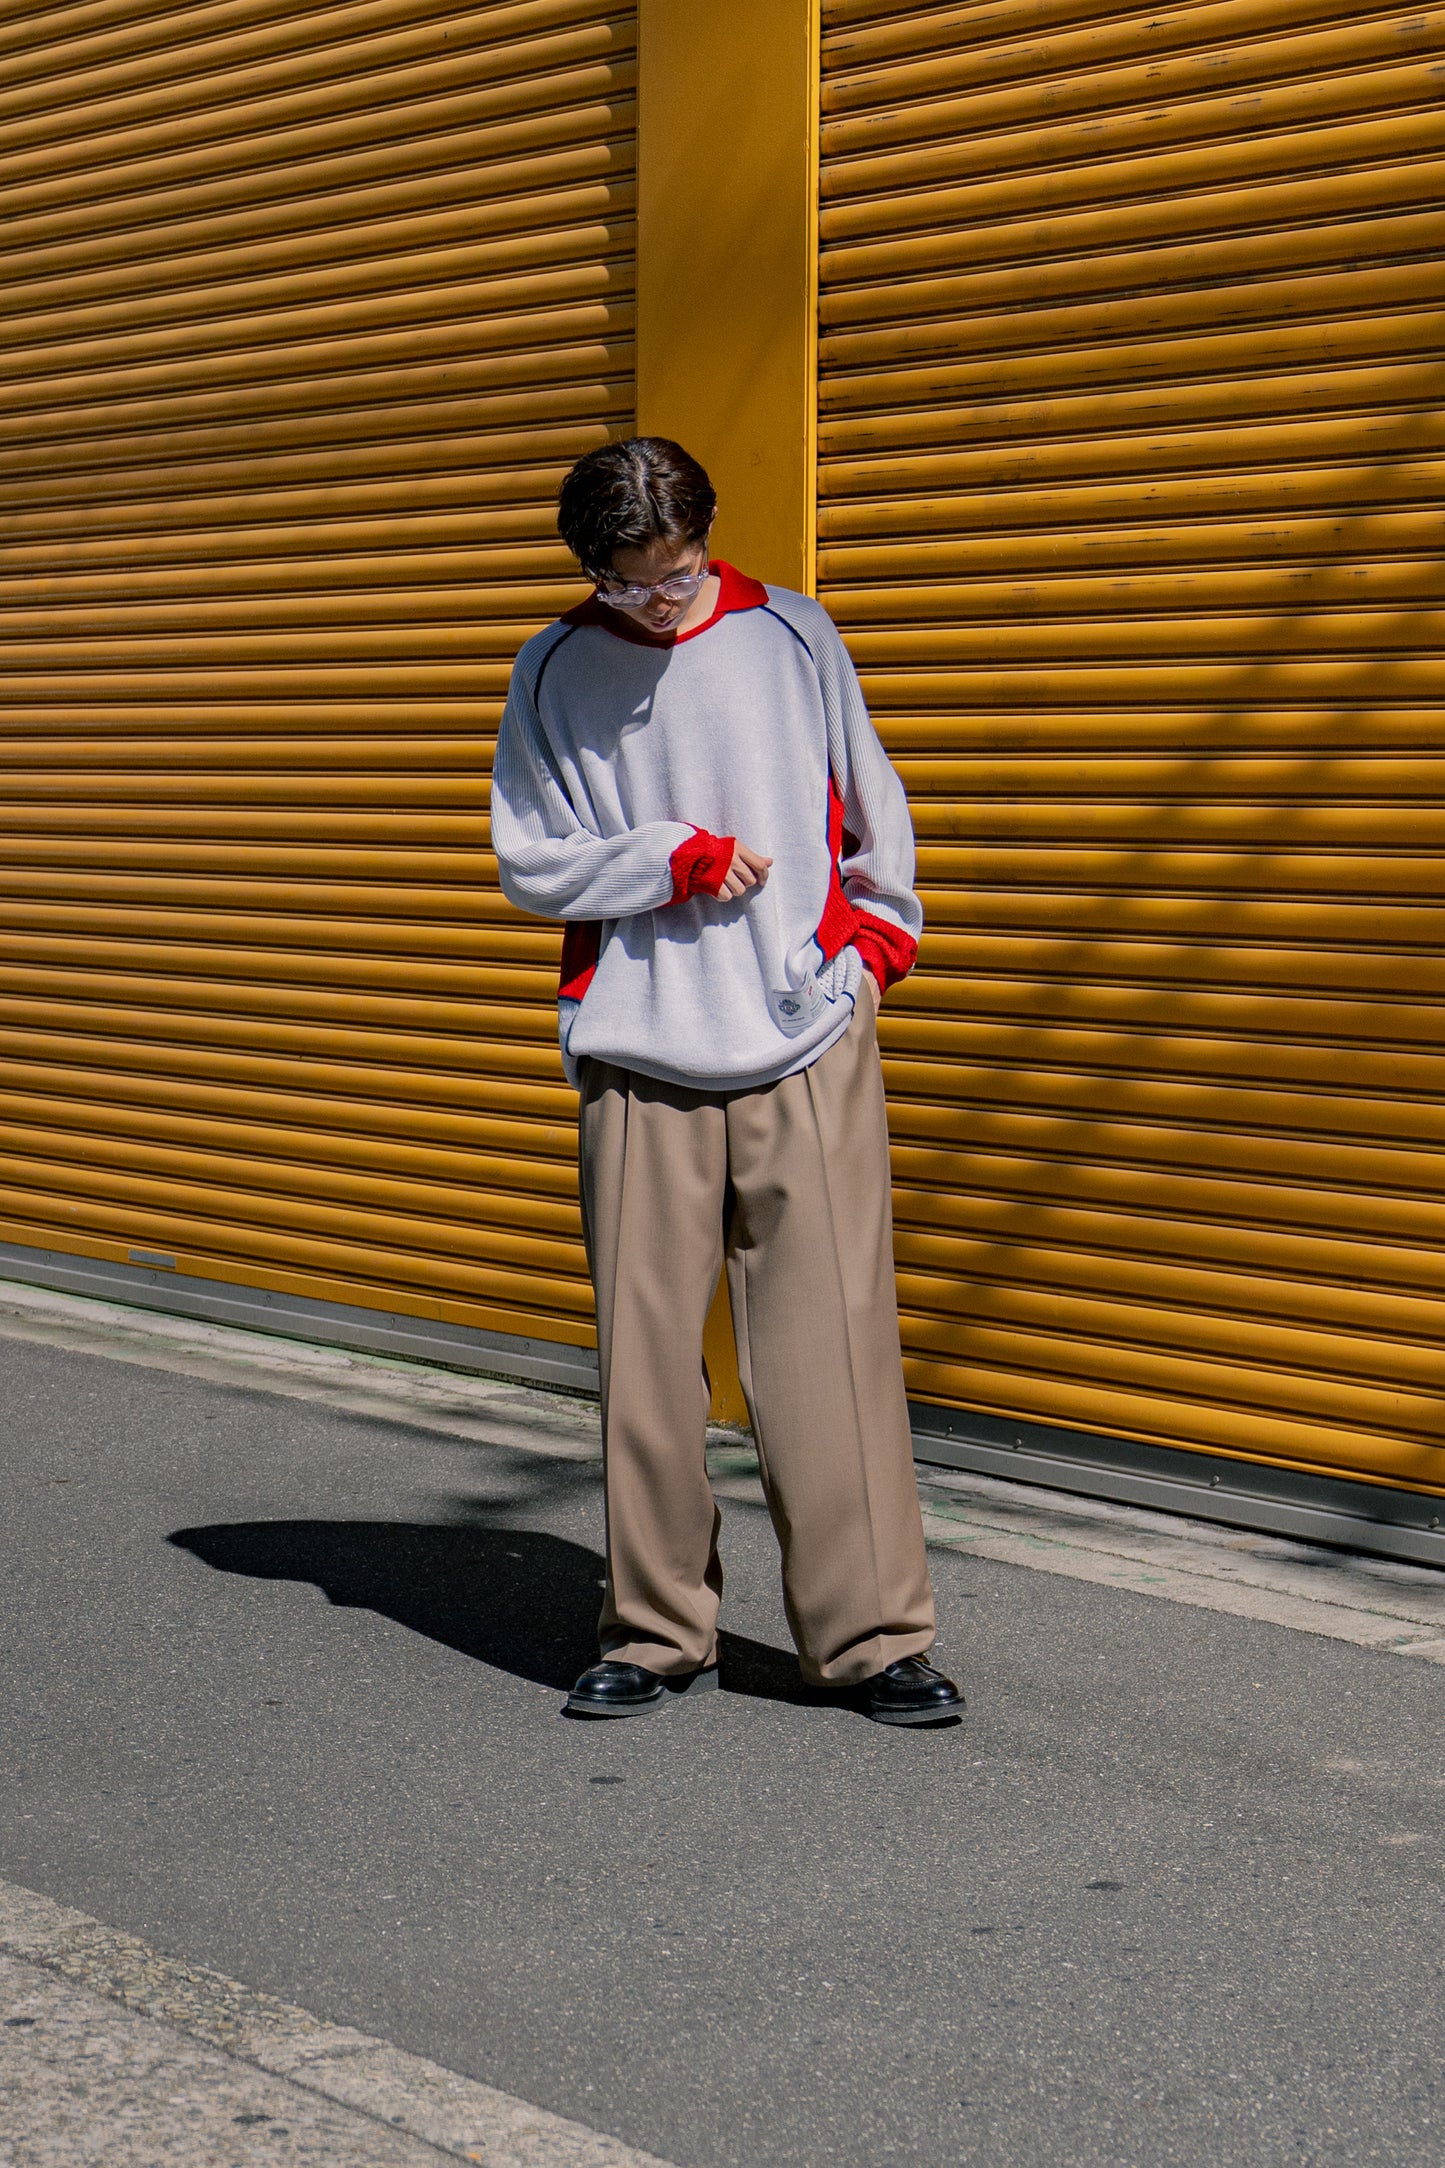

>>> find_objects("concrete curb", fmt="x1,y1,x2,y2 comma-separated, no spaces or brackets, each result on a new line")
0,1878,675,2168
915,1482,1445,1663
0,1276,604,1461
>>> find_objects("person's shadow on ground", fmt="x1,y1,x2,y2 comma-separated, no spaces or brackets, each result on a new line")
168,1520,838,1707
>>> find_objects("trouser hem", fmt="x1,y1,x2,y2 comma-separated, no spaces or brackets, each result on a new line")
800,1627,937,1689
601,1640,720,1679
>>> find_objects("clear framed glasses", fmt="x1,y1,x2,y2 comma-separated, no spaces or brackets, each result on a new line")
595,565,709,610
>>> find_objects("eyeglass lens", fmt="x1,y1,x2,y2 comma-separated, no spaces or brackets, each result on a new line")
599,569,707,606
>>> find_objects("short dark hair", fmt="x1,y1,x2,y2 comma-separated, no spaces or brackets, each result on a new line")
557,436,716,576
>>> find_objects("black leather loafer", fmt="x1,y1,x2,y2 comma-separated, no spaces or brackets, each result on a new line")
858,1655,965,1727
563,1659,718,1718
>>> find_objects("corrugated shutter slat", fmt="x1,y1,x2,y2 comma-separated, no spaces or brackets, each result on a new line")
0,0,634,1350
820,0,1445,1492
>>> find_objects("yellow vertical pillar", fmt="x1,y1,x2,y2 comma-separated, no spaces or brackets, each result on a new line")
635,0,819,595
636,0,820,1422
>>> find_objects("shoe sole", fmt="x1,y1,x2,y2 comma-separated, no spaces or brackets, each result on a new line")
863,1698,966,1727
562,1693,664,1719
563,1666,719,1718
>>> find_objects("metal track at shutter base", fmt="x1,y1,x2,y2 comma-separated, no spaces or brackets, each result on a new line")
0,1239,598,1395
910,1404,1445,1573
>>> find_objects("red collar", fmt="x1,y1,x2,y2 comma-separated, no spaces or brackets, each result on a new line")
561,560,768,648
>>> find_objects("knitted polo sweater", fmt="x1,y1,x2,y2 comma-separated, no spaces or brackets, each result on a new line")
490,562,922,1092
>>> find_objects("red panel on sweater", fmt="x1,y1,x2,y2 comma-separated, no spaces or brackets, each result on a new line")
814,777,859,963
558,919,602,1001
812,777,918,993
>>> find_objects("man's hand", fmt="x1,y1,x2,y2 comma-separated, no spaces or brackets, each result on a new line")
718,840,773,899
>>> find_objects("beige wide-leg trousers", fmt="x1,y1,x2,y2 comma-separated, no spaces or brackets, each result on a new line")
577,993,935,1687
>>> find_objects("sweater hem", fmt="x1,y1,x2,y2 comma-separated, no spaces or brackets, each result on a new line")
567,1002,857,1096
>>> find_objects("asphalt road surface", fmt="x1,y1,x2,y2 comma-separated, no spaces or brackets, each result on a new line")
2,1331,1441,2166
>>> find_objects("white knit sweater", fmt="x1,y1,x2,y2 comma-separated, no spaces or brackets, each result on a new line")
490,566,922,1092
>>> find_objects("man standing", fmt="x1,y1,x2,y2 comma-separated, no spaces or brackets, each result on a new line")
491,437,963,1726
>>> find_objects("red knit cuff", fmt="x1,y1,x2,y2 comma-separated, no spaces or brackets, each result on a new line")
851,916,917,995
668,827,735,903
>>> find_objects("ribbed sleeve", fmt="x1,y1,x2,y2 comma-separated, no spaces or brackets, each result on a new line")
762,592,924,966
491,627,695,920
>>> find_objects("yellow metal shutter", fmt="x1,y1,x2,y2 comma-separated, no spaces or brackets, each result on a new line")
0,0,635,1363
819,0,1445,1496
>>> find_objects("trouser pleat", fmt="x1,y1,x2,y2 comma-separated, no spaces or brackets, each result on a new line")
578,1001,935,1685
723,1001,934,1682
579,1060,726,1674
